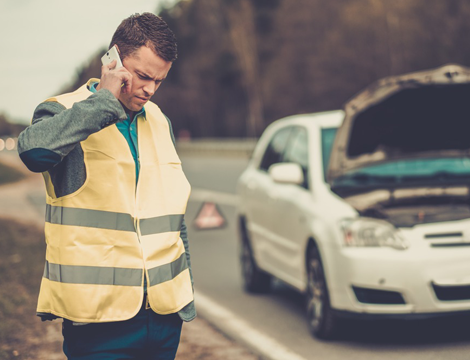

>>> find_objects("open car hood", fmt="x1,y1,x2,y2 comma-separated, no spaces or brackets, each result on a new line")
327,64,470,183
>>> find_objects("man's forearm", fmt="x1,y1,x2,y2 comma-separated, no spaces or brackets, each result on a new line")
18,89,126,172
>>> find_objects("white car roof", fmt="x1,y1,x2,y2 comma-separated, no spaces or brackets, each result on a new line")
272,110,344,131
251,110,345,166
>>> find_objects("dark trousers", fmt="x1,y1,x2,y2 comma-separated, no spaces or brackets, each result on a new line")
62,303,183,360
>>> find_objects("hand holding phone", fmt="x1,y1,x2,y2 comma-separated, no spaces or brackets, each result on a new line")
97,45,131,98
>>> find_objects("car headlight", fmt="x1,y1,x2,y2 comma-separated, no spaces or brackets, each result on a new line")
341,218,408,250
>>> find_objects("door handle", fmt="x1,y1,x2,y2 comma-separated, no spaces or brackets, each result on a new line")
268,191,278,200
247,181,257,191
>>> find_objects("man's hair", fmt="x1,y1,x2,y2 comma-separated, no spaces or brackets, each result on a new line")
110,13,177,62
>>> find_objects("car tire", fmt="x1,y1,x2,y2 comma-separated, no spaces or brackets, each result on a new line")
239,218,272,293
306,244,339,340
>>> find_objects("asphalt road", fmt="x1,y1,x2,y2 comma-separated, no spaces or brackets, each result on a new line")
181,155,470,360
5,148,470,360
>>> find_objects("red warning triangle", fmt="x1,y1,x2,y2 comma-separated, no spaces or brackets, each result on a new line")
193,202,226,230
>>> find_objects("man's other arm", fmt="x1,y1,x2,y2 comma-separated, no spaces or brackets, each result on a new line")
165,115,194,288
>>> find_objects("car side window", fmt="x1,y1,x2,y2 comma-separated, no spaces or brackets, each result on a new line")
284,127,309,189
259,127,292,171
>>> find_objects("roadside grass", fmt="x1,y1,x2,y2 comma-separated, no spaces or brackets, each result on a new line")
0,218,48,360
0,162,24,185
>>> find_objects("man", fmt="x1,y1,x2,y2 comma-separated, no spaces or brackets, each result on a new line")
17,13,195,360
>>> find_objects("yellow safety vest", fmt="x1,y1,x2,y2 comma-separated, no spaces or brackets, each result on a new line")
37,80,193,323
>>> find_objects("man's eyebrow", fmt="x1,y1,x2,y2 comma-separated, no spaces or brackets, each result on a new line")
136,70,166,82
136,71,152,79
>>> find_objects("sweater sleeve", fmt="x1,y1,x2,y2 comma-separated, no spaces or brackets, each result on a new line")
164,113,194,288
17,89,127,173
180,218,194,288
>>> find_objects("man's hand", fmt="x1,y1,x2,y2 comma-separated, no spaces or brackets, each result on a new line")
96,60,132,98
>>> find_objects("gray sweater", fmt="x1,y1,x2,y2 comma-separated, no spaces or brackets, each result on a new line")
17,87,196,322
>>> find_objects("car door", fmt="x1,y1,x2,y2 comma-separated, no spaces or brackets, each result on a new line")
244,126,292,271
267,126,311,286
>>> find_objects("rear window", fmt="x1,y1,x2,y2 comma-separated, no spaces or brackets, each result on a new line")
321,128,338,180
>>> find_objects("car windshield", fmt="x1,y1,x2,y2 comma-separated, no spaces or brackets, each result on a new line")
333,157,470,189
321,128,338,181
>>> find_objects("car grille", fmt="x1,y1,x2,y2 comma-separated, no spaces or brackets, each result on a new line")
425,232,463,239
432,283,470,301
352,286,406,305
424,231,470,247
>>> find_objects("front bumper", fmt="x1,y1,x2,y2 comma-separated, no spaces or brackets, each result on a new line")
328,243,470,315
333,308,470,321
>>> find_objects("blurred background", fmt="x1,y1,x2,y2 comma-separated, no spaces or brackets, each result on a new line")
3,0,470,137
2,1,470,360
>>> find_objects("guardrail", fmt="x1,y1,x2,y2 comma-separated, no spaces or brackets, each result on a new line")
176,138,258,158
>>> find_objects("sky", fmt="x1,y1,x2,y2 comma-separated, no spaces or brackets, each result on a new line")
0,0,178,124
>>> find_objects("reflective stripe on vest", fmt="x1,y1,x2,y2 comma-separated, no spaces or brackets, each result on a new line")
45,204,135,232
37,79,193,322
45,204,184,235
43,254,188,287
148,252,188,287
43,260,143,286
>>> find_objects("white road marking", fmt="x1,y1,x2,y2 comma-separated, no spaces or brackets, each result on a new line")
190,188,239,207
195,291,308,360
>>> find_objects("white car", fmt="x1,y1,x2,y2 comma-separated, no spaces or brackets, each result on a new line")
237,64,470,339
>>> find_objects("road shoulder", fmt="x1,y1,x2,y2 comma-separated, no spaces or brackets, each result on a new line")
0,154,260,360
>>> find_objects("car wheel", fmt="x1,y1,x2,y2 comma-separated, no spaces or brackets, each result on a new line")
239,218,272,293
306,245,339,340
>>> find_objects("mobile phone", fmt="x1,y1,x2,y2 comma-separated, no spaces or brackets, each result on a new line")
101,45,123,69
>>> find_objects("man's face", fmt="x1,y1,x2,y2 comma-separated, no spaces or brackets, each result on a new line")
119,46,172,112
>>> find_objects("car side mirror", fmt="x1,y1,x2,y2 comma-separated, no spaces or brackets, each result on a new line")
268,162,304,185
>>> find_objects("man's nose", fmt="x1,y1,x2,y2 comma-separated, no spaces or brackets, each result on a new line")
143,82,156,96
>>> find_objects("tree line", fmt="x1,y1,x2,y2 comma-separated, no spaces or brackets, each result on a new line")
0,114,25,137
62,0,470,138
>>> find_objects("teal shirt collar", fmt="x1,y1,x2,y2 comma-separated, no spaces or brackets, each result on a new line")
89,81,146,119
